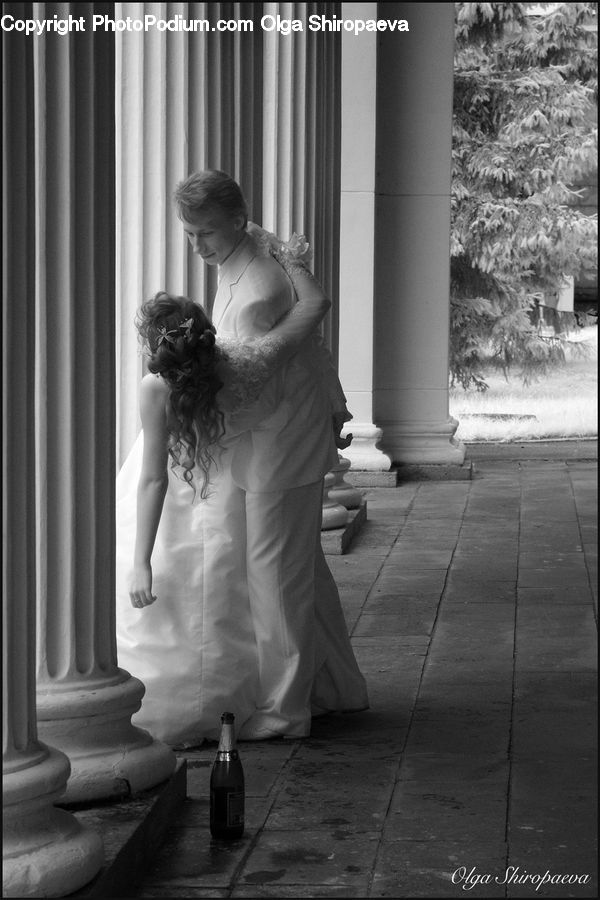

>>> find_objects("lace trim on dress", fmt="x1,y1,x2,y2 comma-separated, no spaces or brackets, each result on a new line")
215,223,318,413
247,222,317,281
217,334,289,412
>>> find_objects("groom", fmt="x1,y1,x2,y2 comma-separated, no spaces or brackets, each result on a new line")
173,170,352,739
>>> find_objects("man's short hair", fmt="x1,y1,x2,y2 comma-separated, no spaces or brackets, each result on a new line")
173,170,249,227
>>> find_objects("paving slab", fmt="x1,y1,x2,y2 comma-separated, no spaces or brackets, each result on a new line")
384,777,508,843
386,547,456,568
356,596,440,635
403,716,512,757
443,581,519,604
511,708,597,757
372,570,449,592
236,829,379,893
517,566,591,590
433,600,516,632
264,752,397,833
509,756,597,844
466,439,597,459
414,683,514,720
421,652,515,684
232,885,368,898
370,841,509,898
515,604,597,670
517,585,594,604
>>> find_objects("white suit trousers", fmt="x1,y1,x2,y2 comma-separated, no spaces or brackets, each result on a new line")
201,457,323,738
242,480,323,738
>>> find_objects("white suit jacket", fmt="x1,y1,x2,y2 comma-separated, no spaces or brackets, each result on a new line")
213,232,338,493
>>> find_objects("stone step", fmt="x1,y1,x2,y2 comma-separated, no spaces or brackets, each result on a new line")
321,499,367,555
65,760,187,898
347,460,474,486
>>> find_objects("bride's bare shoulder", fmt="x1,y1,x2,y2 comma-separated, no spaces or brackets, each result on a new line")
140,372,169,400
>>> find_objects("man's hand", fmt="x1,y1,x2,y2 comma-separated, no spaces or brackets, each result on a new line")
336,431,353,450
333,410,353,450
129,563,157,609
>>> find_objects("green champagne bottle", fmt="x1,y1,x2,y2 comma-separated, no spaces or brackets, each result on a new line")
210,712,245,839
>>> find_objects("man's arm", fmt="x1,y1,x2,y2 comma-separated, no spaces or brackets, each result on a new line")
232,256,353,446
233,256,295,340
314,339,354,449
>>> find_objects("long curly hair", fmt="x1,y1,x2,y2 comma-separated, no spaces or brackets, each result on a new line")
136,292,226,497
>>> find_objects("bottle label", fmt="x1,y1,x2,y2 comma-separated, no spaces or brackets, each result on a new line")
228,791,245,826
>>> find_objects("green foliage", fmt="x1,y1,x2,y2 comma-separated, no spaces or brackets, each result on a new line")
451,1,598,389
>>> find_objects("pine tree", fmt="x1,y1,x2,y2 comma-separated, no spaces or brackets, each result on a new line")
451,2,598,389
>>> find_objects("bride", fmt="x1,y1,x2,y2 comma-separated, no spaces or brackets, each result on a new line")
115,228,369,746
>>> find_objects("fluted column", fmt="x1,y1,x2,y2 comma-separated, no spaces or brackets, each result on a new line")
261,6,347,526
116,0,196,464
2,7,103,894
262,0,345,525
33,2,175,803
338,2,392,471
262,2,303,238
374,2,465,464
116,1,265,464
261,2,340,329
116,1,190,462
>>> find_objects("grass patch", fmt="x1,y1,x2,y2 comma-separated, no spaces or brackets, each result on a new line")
450,326,598,442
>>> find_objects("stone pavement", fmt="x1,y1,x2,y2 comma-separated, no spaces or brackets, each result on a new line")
123,456,597,899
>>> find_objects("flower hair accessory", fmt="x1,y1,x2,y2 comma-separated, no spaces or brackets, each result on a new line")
157,318,196,346
280,233,312,264
179,318,194,340
247,221,313,270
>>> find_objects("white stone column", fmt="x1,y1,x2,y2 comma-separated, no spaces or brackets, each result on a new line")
261,2,340,317
116,1,199,465
262,1,304,239
2,17,103,895
115,1,266,465
374,2,465,465
32,6,175,804
115,2,190,464
338,2,392,471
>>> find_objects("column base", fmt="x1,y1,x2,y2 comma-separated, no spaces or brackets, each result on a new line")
3,745,103,898
377,416,466,465
328,455,364,509
321,473,350,530
37,670,176,804
340,422,392,471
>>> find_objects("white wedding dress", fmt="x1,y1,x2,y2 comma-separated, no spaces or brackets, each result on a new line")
116,334,369,746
